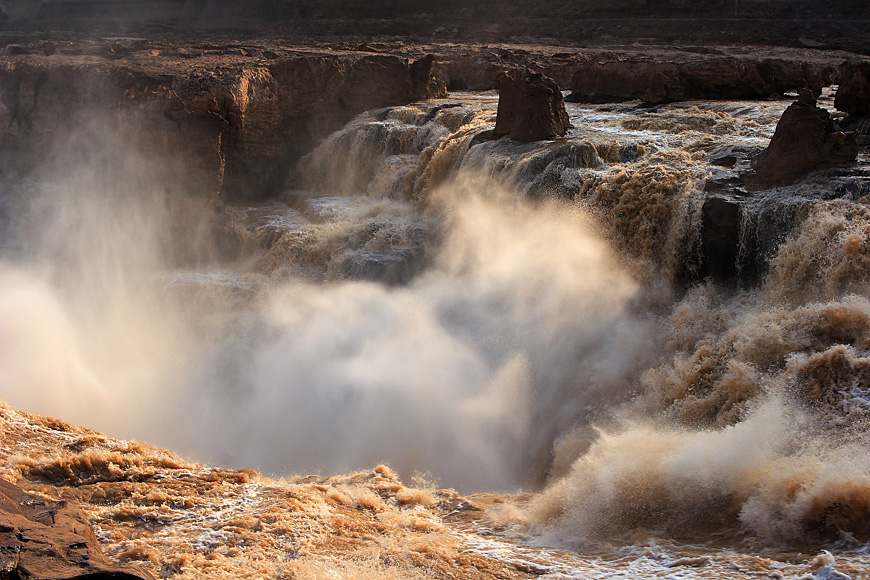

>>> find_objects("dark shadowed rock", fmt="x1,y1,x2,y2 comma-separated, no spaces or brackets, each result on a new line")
409,54,448,100
696,195,744,285
0,478,154,580
838,116,870,147
751,90,858,187
835,60,870,117
494,70,570,142
0,100,9,140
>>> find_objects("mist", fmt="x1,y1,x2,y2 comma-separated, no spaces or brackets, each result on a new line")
0,104,659,492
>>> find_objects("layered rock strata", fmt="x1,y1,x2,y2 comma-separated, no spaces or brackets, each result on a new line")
0,39,853,202
0,46,446,203
566,48,841,104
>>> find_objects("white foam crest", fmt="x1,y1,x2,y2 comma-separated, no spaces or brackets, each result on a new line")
529,396,870,543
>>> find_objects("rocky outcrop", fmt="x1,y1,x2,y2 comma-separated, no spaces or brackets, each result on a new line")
835,60,870,117
0,478,153,580
409,54,447,100
752,90,858,187
0,42,447,203
222,53,429,201
425,45,851,101
494,71,570,141
567,48,839,104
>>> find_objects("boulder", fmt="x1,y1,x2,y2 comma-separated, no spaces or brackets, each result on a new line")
0,478,153,580
494,70,570,142
751,90,858,187
835,60,870,117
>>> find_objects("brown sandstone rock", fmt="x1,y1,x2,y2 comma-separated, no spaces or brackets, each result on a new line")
409,54,448,100
0,100,9,139
0,41,855,204
494,70,570,142
567,49,837,104
752,90,858,187
835,60,870,117
0,478,153,580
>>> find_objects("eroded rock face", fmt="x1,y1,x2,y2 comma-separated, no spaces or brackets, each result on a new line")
0,48,445,203
567,49,838,104
0,478,153,580
752,90,859,187
494,70,570,141
835,60,870,117
409,54,448,100
0,40,856,204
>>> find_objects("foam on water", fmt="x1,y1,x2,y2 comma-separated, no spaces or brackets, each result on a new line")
3,87,870,578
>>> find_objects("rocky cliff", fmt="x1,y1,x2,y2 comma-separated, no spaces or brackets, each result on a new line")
0,41,444,202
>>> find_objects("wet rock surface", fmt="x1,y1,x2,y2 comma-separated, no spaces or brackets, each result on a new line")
838,116,870,147
0,478,153,580
494,70,570,141
751,90,859,187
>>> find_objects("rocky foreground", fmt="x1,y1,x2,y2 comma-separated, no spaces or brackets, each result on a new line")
5,400,870,580
0,401,544,580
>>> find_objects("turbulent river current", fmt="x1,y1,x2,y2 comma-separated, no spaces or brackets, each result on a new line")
2,89,870,579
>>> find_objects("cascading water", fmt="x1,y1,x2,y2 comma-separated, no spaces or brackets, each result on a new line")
2,86,870,578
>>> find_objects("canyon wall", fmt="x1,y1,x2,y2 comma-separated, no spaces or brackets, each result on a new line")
0,40,851,203
0,46,443,202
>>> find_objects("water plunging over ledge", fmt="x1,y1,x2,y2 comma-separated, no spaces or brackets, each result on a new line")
2,87,870,579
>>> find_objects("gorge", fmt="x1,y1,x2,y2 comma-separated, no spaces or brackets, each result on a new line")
2,16,870,580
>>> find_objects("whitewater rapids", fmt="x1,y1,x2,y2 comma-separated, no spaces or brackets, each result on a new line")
1,89,870,579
